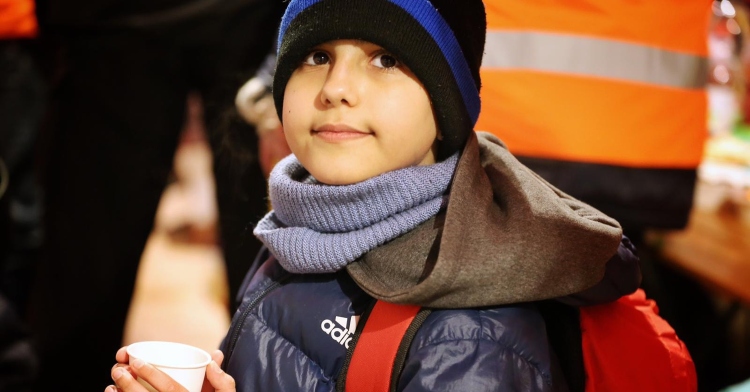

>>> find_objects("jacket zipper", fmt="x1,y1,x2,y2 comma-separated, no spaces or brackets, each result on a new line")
223,273,292,367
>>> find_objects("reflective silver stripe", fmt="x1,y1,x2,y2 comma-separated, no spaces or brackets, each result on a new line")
482,31,708,89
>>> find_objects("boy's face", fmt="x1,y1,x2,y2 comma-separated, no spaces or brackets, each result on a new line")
282,40,439,185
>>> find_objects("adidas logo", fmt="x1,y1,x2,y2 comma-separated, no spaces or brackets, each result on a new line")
321,315,359,349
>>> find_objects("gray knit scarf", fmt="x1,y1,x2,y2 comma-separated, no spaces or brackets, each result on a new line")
254,153,459,273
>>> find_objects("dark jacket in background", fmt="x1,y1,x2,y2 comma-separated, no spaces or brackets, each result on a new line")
0,295,36,392
28,1,286,391
36,0,259,29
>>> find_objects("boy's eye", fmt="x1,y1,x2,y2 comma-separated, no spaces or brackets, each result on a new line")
372,53,399,69
304,51,330,66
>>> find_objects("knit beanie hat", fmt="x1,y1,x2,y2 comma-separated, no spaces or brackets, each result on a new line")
273,0,487,158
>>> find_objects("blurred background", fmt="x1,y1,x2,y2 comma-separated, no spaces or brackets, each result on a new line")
1,0,750,391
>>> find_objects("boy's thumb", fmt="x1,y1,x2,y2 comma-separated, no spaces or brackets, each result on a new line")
206,360,237,392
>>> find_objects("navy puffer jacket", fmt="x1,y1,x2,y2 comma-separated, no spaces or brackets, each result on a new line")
220,253,570,392
220,133,643,391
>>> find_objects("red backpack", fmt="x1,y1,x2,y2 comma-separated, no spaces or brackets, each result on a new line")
338,289,696,392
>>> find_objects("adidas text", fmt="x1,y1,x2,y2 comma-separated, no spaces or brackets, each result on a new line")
321,315,358,349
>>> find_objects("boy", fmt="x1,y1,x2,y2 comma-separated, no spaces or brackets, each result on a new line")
107,0,639,391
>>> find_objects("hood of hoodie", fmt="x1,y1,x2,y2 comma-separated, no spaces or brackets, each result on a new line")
346,131,624,308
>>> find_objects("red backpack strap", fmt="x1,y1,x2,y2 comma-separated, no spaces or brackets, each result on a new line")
340,301,423,392
580,289,697,392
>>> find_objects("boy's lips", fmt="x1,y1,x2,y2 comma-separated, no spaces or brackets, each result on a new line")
312,124,372,142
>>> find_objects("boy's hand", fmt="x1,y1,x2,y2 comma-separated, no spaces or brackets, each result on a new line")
202,350,236,392
106,347,235,392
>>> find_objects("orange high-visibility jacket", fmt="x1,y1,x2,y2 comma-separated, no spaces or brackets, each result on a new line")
0,0,38,39
477,1,711,230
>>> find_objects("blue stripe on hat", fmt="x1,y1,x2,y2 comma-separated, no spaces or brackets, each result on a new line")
277,0,321,49
277,0,481,124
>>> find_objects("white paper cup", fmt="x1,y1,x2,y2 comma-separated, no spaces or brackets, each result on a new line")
126,341,211,392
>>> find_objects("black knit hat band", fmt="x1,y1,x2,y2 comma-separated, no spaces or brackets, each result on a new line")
274,0,486,157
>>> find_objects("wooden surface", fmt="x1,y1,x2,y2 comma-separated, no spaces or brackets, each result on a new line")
650,201,750,304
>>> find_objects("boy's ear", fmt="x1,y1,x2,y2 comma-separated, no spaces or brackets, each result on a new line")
436,131,444,141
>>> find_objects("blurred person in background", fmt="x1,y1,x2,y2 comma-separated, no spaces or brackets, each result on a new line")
27,0,285,390
0,0,44,320
0,0,43,389
475,1,721,390
235,53,291,178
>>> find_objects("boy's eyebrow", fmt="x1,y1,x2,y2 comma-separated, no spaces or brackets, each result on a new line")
324,39,373,46
306,39,386,54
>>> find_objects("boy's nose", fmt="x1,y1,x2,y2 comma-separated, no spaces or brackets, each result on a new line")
320,63,360,108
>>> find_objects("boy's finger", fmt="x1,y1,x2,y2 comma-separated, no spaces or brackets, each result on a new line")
112,363,137,380
115,346,130,363
206,360,236,392
201,351,225,392
211,350,225,366
130,358,188,392
111,367,147,391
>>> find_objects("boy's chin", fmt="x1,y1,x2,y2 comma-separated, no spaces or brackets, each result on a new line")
312,171,373,186
307,163,383,186
303,154,433,185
